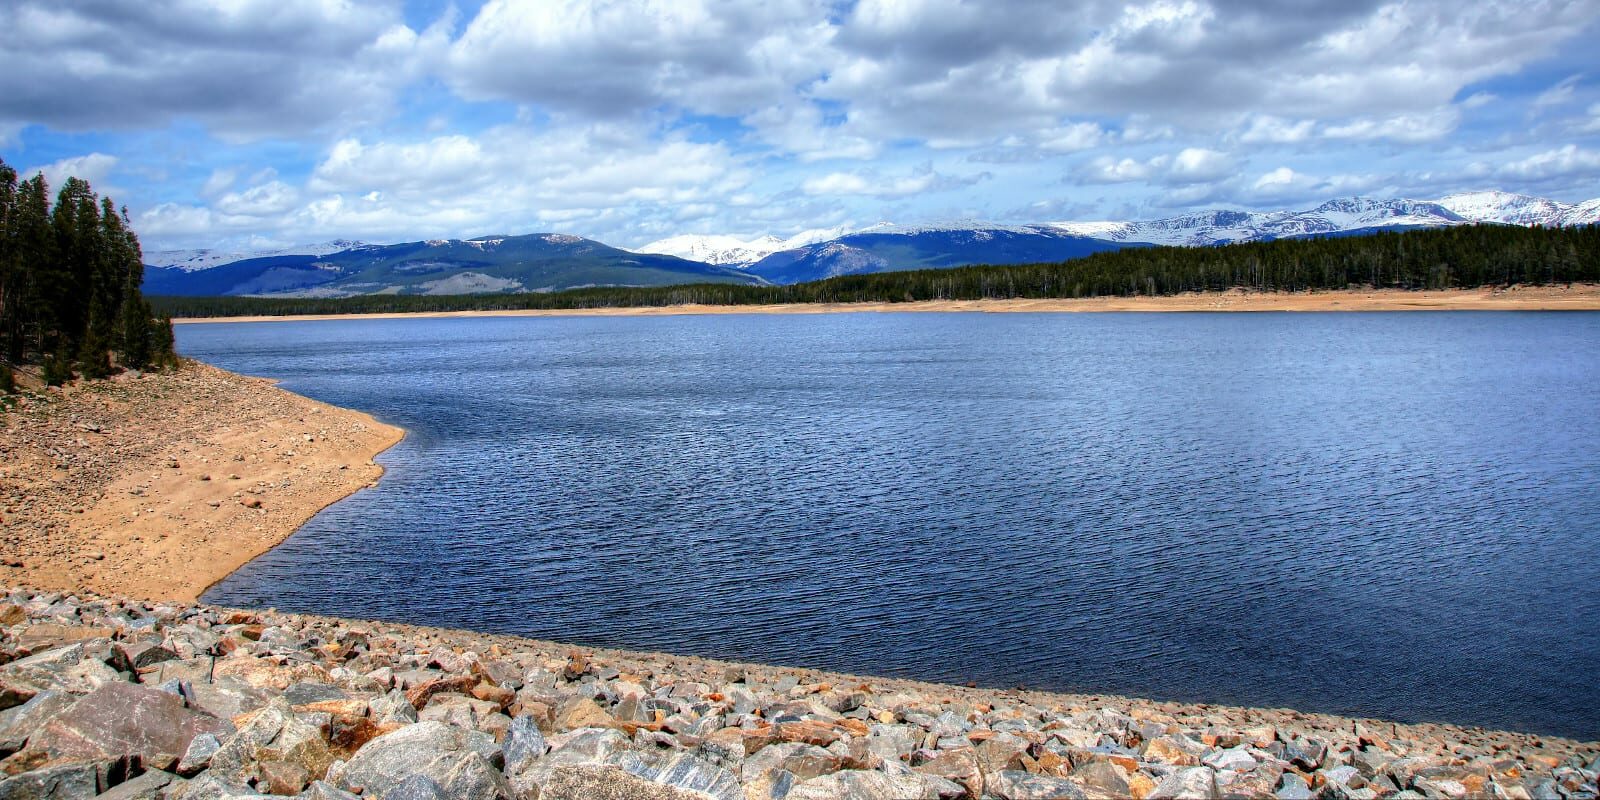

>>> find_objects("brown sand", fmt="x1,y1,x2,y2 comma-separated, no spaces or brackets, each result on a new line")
0,361,402,601
172,283,1600,324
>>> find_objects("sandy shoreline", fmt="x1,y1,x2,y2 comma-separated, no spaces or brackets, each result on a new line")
0,361,403,601
171,284,1600,324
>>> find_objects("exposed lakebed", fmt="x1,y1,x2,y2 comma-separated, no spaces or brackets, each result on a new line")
177,311,1600,739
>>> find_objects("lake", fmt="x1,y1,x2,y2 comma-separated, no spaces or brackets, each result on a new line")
176,311,1600,739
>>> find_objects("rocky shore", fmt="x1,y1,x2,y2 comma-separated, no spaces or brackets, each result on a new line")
0,362,402,601
0,587,1595,800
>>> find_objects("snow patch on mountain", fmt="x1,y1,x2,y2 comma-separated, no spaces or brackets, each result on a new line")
1437,191,1573,227
146,240,365,272
633,226,853,266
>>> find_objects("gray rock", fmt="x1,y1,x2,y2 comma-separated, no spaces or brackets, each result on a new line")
331,720,500,797
295,781,360,800
1148,766,1219,800
1202,746,1257,772
379,775,447,800
441,752,513,800
27,682,229,765
94,770,179,800
988,770,1090,800
744,742,840,784
1284,736,1327,771
281,683,348,707
785,767,949,800
501,715,547,777
177,732,222,776
184,680,272,722
369,690,418,725
1074,758,1131,796
865,725,920,763
1,645,120,697
1276,772,1314,800
0,691,76,754
114,641,177,671
166,772,268,799
0,762,103,800
622,751,742,800
533,766,713,800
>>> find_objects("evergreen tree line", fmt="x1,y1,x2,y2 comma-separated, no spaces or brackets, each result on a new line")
151,222,1600,319
0,156,175,389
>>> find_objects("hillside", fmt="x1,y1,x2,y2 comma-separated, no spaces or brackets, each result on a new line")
143,233,762,297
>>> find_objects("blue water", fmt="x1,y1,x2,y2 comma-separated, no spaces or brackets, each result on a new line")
177,312,1600,739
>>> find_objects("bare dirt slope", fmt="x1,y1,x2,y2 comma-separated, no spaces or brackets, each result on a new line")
0,361,402,601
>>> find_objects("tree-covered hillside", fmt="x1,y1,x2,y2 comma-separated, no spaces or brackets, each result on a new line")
0,157,175,389
152,223,1598,318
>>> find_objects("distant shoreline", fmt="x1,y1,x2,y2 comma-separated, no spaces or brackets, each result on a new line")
172,284,1600,323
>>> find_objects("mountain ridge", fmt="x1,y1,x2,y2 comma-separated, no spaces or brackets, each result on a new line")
145,192,1599,295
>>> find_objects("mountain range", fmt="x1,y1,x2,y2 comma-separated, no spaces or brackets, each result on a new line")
145,191,1600,297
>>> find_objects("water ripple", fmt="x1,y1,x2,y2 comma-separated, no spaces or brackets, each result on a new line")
179,311,1600,740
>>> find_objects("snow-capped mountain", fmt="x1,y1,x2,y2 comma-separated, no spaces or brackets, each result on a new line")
1051,199,1468,247
146,240,366,272
632,226,852,267
1565,199,1600,227
145,191,1596,294
1436,191,1575,227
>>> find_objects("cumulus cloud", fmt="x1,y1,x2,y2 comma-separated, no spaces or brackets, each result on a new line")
1322,110,1461,143
0,0,444,137
25,153,119,190
1081,148,1235,185
1489,145,1600,183
138,123,758,246
801,164,989,198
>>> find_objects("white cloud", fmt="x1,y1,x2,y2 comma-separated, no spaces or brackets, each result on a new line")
1491,145,1600,183
139,123,758,247
1532,75,1582,110
25,153,119,190
0,0,445,138
801,165,988,198
1321,110,1461,142
1235,116,1315,145
1081,147,1233,185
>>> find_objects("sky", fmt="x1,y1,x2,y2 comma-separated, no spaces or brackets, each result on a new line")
2,0,1599,253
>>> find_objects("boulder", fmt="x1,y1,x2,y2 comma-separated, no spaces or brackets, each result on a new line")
785,767,951,800
440,751,513,800
1276,772,1313,800
0,645,119,697
0,692,76,755
988,770,1090,800
167,772,270,799
177,733,221,776
553,696,616,732
113,642,177,671
1074,758,1131,797
330,721,499,797
296,781,361,800
501,715,547,777
26,682,229,766
620,751,742,800
378,775,447,800
533,765,714,800
1148,766,1218,799
95,769,181,800
0,761,106,800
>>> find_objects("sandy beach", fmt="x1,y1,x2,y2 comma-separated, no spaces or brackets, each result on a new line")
170,284,1600,324
0,361,403,602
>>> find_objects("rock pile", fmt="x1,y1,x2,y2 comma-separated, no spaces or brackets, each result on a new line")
0,586,1595,799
